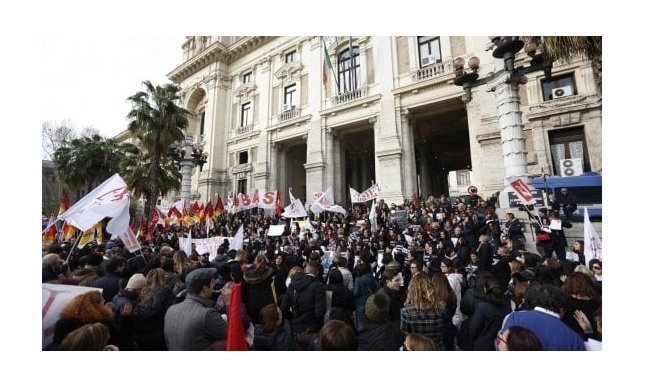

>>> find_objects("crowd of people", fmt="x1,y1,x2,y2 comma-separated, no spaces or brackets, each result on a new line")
42,190,601,351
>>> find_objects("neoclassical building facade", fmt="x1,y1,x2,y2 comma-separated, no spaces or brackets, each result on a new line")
119,36,601,207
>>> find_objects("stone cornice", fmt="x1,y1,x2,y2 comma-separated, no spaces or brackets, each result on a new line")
168,37,275,84
168,42,228,83
268,114,312,132
320,94,381,117
526,95,601,121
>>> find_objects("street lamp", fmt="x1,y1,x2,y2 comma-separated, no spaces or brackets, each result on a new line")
453,36,552,206
169,134,208,204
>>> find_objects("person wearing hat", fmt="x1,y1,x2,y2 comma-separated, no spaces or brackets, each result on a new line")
110,273,146,350
357,292,402,350
164,268,229,350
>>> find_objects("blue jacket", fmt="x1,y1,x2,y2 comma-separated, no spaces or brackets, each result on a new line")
501,309,585,351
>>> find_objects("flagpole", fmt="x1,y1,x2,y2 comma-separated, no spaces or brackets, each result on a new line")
322,37,340,95
64,231,82,265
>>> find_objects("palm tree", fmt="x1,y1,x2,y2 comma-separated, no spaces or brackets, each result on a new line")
524,36,602,96
119,142,181,205
53,134,125,198
126,81,188,219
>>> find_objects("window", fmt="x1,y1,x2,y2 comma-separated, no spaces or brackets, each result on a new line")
285,50,296,63
284,84,296,109
240,102,251,127
199,111,205,135
242,72,252,84
549,127,589,176
239,151,248,164
456,170,471,186
542,73,576,101
237,179,247,194
338,46,360,93
417,36,441,67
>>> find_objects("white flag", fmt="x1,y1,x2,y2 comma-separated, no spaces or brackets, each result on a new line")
230,225,244,250
311,186,346,215
369,201,377,232
182,229,193,256
282,199,308,218
119,227,142,253
350,184,381,203
58,174,131,236
583,207,602,264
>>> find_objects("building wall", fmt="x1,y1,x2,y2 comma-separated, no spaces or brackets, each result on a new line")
163,36,601,206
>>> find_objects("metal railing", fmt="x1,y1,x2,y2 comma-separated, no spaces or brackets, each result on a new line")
236,124,254,135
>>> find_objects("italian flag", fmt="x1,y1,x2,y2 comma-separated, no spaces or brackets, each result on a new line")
322,38,333,91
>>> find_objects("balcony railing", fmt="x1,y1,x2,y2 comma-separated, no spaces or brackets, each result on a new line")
279,107,301,122
414,60,453,82
333,87,367,106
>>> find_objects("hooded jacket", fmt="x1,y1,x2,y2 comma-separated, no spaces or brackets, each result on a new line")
280,272,325,334
243,266,275,323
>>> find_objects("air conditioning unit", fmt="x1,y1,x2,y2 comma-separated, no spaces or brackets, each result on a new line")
560,158,583,176
552,85,574,99
420,55,435,66
283,104,294,112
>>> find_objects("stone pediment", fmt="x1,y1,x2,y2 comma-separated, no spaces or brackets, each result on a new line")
234,83,257,99
274,63,304,82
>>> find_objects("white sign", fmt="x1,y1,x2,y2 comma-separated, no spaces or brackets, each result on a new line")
42,284,100,348
268,224,286,236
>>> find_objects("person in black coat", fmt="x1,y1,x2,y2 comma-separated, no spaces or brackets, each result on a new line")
550,187,578,220
280,262,326,336
357,293,403,351
253,304,293,350
92,256,126,303
243,251,276,324
325,268,355,324
548,212,572,260
476,234,493,273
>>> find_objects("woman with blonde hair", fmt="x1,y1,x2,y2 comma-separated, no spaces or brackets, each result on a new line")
400,273,445,349
133,268,174,350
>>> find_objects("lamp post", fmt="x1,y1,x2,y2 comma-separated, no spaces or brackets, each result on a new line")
453,36,551,206
169,133,208,205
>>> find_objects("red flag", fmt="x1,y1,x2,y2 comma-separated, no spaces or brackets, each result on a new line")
136,215,146,239
147,209,160,241
276,191,282,217
225,282,249,351
509,179,536,205
214,195,224,218
203,200,214,222
413,194,420,210
58,193,70,216
43,216,57,244
192,201,200,214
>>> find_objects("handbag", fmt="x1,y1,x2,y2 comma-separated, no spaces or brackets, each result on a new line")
536,232,551,242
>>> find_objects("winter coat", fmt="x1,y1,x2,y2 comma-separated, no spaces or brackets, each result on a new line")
164,293,228,351
133,285,174,350
243,266,276,323
253,325,293,351
357,322,402,351
92,272,123,302
280,272,325,334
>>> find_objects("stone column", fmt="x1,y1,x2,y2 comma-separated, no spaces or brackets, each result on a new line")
400,108,417,199
419,150,428,197
333,136,342,201
180,134,194,204
487,71,529,207
270,141,279,190
324,128,335,191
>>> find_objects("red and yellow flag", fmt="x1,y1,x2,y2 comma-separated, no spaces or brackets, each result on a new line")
214,194,224,218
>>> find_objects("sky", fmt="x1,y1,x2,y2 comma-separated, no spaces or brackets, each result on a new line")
40,36,185,138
